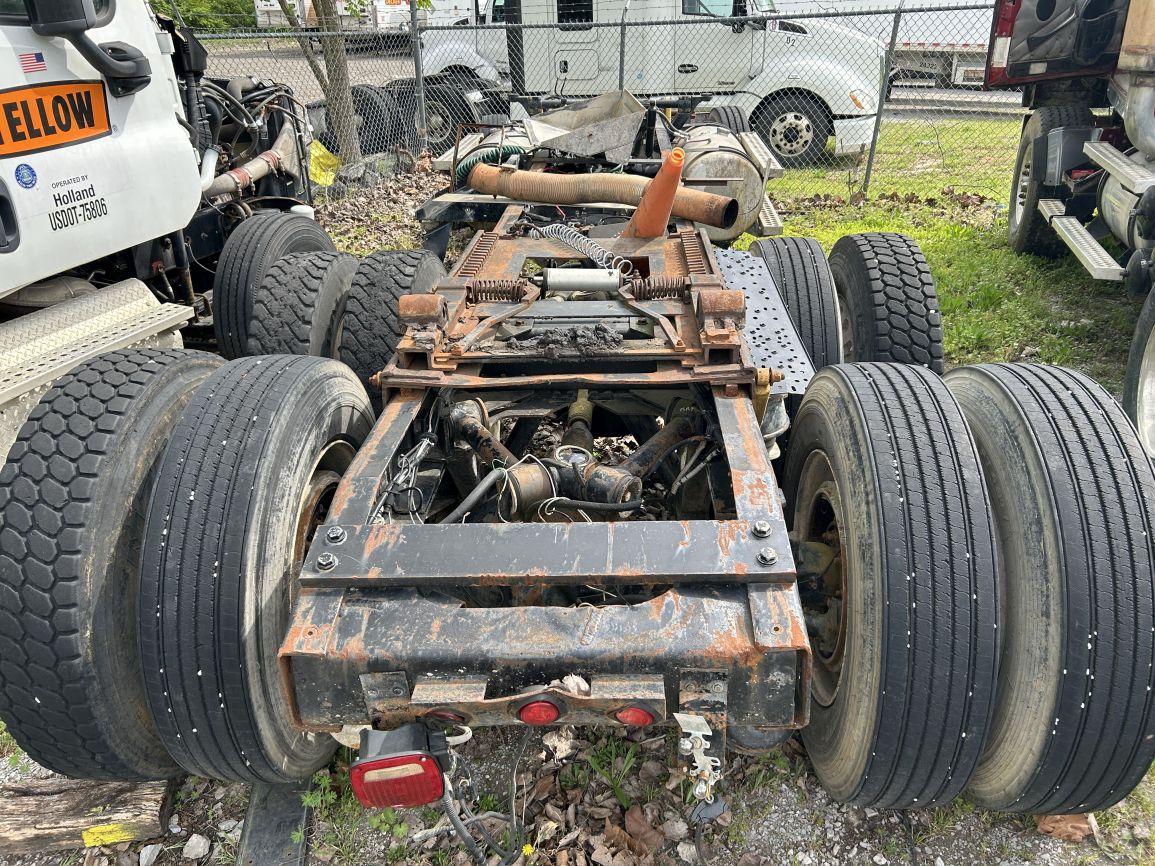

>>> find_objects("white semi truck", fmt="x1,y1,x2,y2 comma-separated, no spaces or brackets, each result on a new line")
0,0,343,457
418,0,885,165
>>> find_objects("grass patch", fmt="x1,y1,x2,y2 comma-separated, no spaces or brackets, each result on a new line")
777,117,1023,202
751,198,1141,391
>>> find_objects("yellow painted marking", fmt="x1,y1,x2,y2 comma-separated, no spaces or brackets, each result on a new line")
82,823,136,847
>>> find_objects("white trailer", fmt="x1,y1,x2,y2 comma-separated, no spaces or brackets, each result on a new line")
774,0,991,87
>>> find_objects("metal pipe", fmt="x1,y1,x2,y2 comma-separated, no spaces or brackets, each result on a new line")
199,147,220,193
410,0,429,153
617,0,633,91
620,412,699,478
448,400,517,468
467,163,739,229
204,124,299,198
864,0,903,195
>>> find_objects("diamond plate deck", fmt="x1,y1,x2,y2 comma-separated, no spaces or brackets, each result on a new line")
714,247,814,395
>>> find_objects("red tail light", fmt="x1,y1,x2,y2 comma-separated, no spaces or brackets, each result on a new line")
517,699,560,725
350,724,450,809
350,753,445,808
614,706,655,727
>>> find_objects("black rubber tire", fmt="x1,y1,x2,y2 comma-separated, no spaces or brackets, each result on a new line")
245,251,358,358
381,80,418,148
352,84,398,155
138,356,373,783
752,92,832,167
706,105,751,133
424,82,480,153
1009,106,1094,258
0,348,221,780
338,249,447,398
213,213,336,360
749,237,841,370
784,363,998,809
829,233,944,373
947,363,1155,814
1123,288,1155,457
310,86,397,155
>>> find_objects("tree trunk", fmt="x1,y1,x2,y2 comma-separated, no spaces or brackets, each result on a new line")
275,0,329,93
0,780,172,855
313,0,363,162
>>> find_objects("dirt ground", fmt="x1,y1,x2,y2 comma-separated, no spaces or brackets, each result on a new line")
2,174,1154,866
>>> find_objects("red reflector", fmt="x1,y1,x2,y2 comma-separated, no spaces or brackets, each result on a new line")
518,699,560,726
614,706,655,727
349,753,445,808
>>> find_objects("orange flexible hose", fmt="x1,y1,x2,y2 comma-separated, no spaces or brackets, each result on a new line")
467,162,738,229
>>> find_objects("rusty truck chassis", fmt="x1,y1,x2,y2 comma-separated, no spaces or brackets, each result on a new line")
279,200,815,748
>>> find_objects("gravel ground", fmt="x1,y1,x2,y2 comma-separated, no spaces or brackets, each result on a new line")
1,179,1153,866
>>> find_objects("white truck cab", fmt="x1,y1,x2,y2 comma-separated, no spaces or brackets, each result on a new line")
421,0,883,164
0,0,200,293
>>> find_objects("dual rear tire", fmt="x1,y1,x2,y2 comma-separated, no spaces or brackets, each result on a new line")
138,356,374,782
787,360,1155,812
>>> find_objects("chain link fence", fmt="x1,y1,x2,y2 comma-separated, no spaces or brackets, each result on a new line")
196,0,1021,204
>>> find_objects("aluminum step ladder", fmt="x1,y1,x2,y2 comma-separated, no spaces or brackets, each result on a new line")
1084,141,1155,193
1037,199,1125,281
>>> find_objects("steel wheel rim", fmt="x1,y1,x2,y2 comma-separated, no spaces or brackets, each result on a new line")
291,440,356,587
838,290,855,361
426,100,453,146
769,111,814,157
1137,324,1155,458
795,448,848,709
1012,145,1032,231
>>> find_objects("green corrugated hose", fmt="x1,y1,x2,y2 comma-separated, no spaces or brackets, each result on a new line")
455,145,526,186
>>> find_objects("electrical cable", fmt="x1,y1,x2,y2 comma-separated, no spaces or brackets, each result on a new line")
441,784,486,864
438,467,505,524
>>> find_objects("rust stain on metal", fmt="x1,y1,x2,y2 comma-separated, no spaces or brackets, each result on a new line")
364,522,404,555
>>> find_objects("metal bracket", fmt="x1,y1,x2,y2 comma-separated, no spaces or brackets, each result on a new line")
676,672,728,801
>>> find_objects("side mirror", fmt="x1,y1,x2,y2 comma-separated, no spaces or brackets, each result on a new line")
25,0,97,37
24,0,152,97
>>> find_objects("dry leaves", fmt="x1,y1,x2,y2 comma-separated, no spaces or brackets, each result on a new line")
1035,812,1097,842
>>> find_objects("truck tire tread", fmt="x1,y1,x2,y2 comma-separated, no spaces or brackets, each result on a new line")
0,348,220,779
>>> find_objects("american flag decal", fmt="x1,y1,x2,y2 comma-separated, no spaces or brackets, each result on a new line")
19,52,47,74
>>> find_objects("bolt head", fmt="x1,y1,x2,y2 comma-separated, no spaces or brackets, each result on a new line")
326,526,346,544
756,546,778,566
317,552,338,570
752,519,772,538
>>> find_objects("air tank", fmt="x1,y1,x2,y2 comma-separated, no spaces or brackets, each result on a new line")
1100,150,1155,252
679,124,766,242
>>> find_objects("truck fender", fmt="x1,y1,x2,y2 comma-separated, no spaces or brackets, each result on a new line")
746,57,878,119
422,40,503,84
